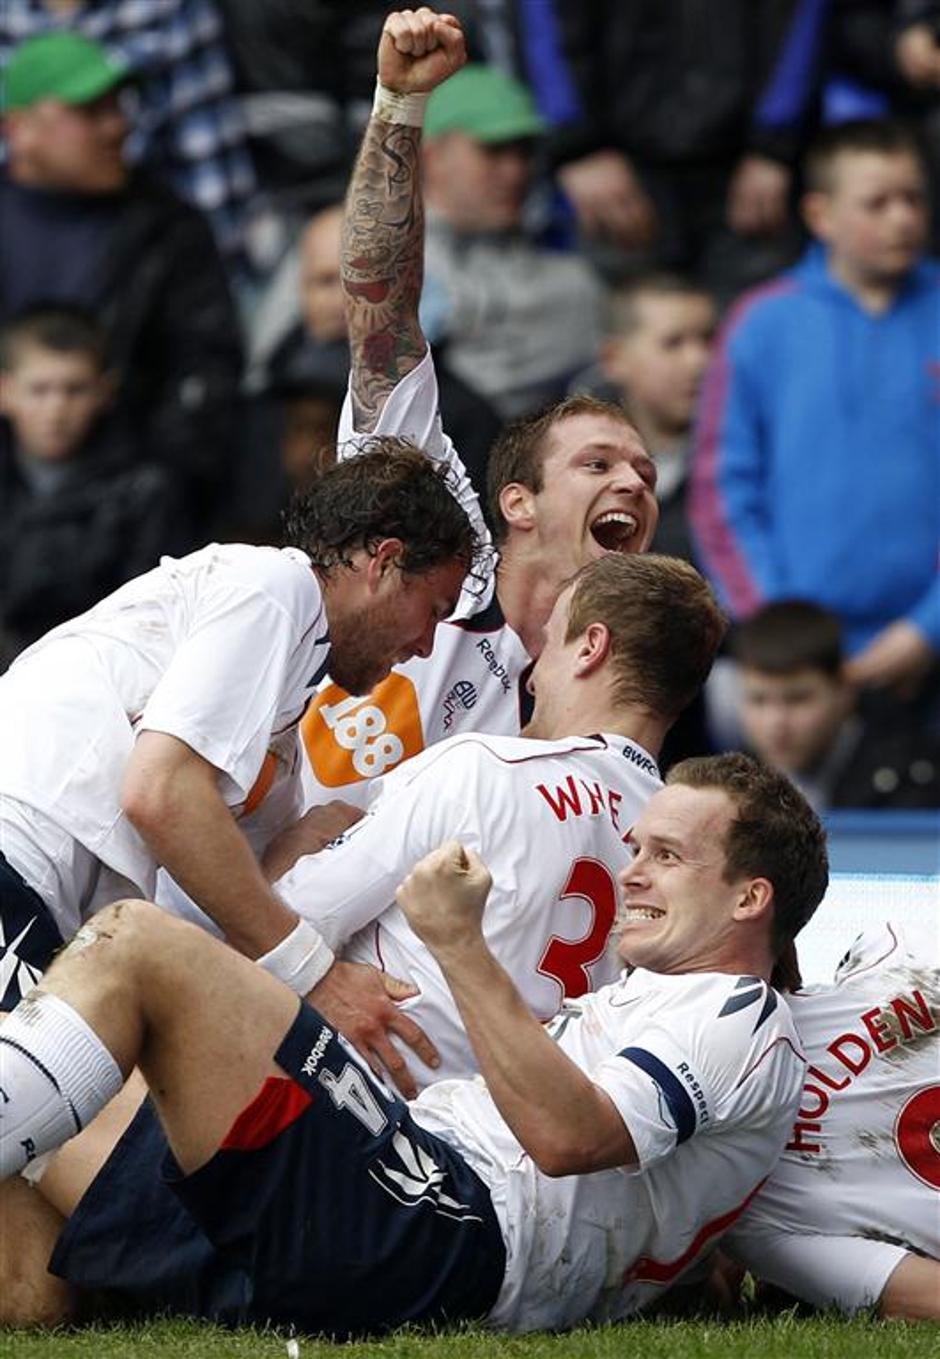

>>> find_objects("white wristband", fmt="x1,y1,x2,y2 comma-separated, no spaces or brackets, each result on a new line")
257,917,334,995
372,78,428,127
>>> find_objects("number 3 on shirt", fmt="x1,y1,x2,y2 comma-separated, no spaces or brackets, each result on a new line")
538,858,618,999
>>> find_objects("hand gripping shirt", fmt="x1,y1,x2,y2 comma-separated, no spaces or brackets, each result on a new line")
726,922,940,1313
276,729,662,1085
410,967,805,1331
299,349,532,809
0,544,327,930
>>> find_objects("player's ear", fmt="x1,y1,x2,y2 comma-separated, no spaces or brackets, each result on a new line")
365,538,405,588
498,481,537,533
733,876,774,924
574,621,611,676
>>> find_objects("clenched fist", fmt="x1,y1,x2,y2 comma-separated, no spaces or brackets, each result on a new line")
379,8,466,94
396,840,492,956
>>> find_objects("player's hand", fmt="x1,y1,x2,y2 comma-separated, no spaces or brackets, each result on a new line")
378,8,466,95
306,959,439,1100
844,620,936,697
396,841,492,958
558,150,658,251
262,801,364,882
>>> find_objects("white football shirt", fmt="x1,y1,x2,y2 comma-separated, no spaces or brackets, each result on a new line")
277,729,662,1084
411,967,805,1331
300,349,533,807
0,544,325,931
726,922,940,1313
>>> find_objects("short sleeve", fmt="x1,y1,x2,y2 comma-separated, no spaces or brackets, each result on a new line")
139,559,324,803
592,1025,719,1170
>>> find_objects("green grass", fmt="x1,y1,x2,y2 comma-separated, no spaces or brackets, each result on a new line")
0,1316,931,1359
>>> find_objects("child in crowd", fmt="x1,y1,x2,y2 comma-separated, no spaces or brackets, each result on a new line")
0,305,182,667
574,273,716,561
732,601,940,812
691,120,939,701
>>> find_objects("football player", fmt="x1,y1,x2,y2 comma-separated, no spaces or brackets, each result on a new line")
267,553,725,1088
0,445,479,1042
0,754,827,1334
726,920,940,1320
298,7,659,807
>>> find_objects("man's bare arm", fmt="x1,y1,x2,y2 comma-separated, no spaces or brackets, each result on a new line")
343,8,465,430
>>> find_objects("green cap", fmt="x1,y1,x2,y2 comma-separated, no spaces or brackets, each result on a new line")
2,31,129,112
425,64,545,144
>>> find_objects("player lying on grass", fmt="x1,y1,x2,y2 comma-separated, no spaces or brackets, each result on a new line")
0,754,827,1334
240,552,723,1091
726,920,940,1321
297,6,661,806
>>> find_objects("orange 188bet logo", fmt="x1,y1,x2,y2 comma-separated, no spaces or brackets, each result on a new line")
301,675,426,786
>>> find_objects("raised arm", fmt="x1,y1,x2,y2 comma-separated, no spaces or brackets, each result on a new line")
397,842,637,1175
343,8,465,431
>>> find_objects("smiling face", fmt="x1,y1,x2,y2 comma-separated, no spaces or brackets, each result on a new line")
616,783,761,975
326,548,467,696
523,412,658,578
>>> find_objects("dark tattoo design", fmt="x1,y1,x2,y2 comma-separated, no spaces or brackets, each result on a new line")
342,118,427,431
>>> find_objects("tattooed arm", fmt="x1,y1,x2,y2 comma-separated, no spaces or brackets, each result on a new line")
343,8,465,431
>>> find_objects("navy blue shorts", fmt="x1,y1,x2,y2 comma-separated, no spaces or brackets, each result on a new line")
52,1002,506,1337
0,852,64,1007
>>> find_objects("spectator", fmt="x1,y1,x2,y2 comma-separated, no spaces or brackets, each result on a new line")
0,0,255,260
690,119,939,706
731,601,940,810
0,31,244,536
544,0,820,298
0,305,181,668
571,273,717,562
420,62,603,417
828,1,940,251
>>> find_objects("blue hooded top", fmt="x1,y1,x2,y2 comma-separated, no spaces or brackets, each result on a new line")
690,244,940,653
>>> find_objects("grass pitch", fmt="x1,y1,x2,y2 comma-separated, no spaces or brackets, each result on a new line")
0,1316,930,1358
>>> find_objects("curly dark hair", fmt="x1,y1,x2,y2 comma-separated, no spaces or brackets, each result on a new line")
666,752,829,958
283,436,486,581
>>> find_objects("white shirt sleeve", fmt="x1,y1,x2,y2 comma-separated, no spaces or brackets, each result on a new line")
139,565,323,805
591,974,795,1172
726,1219,909,1314
337,347,490,550
592,1023,719,1171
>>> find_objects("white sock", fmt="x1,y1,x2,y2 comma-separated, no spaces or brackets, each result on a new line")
0,992,122,1178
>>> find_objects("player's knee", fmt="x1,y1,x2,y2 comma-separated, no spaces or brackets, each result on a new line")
60,898,170,972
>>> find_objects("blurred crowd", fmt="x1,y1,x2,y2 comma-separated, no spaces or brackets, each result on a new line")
1,0,938,810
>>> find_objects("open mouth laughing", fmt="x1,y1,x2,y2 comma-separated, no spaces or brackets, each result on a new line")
590,510,640,552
